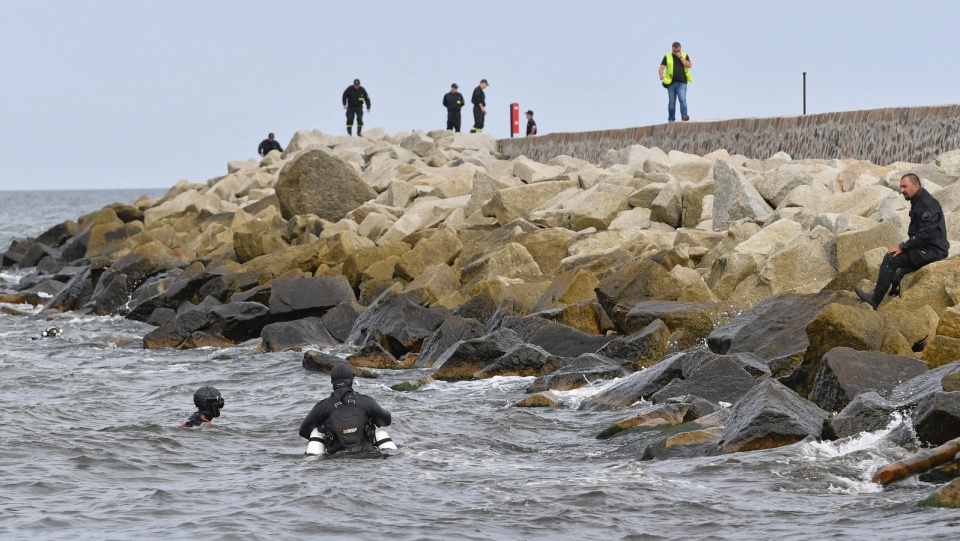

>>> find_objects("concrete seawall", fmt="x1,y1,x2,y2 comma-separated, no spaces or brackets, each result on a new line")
499,104,960,165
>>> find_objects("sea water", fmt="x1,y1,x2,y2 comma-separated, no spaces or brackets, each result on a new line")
1,189,959,540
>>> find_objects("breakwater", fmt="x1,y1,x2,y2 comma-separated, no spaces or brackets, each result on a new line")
500,104,960,165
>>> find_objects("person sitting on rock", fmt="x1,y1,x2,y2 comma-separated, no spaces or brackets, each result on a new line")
183,386,225,427
298,362,391,455
856,173,949,310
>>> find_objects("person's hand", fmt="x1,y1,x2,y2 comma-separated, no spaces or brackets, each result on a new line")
343,104,348,110
888,245,904,256
367,108,371,113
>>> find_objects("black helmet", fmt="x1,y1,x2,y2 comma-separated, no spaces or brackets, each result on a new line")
193,386,224,417
331,362,355,389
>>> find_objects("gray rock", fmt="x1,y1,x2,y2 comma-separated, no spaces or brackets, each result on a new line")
275,148,377,221
712,160,773,231
827,391,895,439
808,347,928,412
650,357,758,405
261,317,338,352
720,379,829,453
912,391,960,446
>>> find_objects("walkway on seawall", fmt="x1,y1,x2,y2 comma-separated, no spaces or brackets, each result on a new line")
499,104,960,165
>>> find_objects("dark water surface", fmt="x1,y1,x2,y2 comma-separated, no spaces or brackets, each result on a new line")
2,190,960,540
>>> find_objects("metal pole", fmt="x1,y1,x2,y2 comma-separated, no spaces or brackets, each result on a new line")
803,72,807,115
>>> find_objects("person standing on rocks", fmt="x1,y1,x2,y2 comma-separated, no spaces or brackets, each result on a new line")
342,79,371,136
258,133,283,157
443,83,466,132
525,110,537,136
658,41,692,122
470,79,489,133
856,173,949,310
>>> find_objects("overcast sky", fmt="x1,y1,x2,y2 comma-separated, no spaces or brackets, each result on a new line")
2,1,959,191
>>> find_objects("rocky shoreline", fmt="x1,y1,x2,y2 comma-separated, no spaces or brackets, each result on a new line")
5,127,960,504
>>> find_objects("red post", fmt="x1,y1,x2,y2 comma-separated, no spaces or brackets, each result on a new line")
510,103,520,137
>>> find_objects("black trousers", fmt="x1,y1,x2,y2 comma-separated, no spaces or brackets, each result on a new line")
346,107,364,134
471,105,484,132
873,247,943,302
446,109,461,132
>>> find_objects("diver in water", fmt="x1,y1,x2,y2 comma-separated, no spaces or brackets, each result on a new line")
299,362,392,455
182,386,225,427
31,326,61,340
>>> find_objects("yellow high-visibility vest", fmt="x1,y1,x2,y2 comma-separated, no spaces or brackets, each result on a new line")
663,52,693,85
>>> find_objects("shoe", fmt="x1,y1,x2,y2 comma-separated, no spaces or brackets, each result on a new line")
682,115,690,121
889,284,901,298
855,287,880,310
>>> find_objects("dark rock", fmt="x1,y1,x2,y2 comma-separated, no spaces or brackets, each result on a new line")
36,255,63,275
919,460,960,484
706,291,858,376
650,357,758,405
532,301,615,336
177,295,223,316
912,391,960,446
346,290,448,356
515,392,560,408
302,350,346,372
415,315,486,369
347,340,400,369
474,343,566,378
43,266,93,312
579,352,686,411
20,278,66,298
483,297,525,333
275,148,378,221
597,402,690,439
261,317,338,352
268,275,356,315
124,268,185,321
230,282,272,305
431,328,525,381
105,203,144,223
196,271,262,302
146,307,177,326
807,347,928,412
2,238,31,267
595,259,684,332
499,315,614,358
452,289,501,326
527,353,626,393
143,301,271,349
86,271,131,315
720,379,829,453
826,391,896,439
181,331,233,349
889,360,960,408
624,300,739,351
596,319,670,370
19,242,61,268
34,221,77,249
640,427,724,461
320,302,364,343
105,242,189,290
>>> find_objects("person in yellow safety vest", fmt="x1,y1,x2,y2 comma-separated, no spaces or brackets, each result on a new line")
658,41,693,122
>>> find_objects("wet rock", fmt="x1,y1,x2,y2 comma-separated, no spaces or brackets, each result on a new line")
499,315,614,357
346,290,448,356
530,301,614,336
807,347,928,412
474,343,566,378
268,275,356,316
86,271,131,315
515,391,560,408
720,379,829,453
431,328,525,381
43,266,93,312
261,317,338,352
597,402,689,439
912,392,960,446
595,259,684,332
826,391,895,439
889,361,960,408
302,350,345,372
596,319,670,370
624,300,739,351
919,478,960,508
579,353,686,411
143,302,271,349
146,307,177,326
650,357,758,405
640,426,724,461
320,302,363,343
347,340,400,369
527,353,625,392
415,315,486,369
391,376,435,392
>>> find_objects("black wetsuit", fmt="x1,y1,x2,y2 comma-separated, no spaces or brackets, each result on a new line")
298,386,391,454
872,186,949,302
182,411,214,428
342,85,371,135
258,138,283,156
443,91,465,132
471,85,486,133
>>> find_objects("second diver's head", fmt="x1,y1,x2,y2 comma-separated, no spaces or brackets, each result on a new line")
331,362,355,390
193,386,225,418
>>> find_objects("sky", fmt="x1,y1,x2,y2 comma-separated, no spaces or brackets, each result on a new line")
2,0,960,191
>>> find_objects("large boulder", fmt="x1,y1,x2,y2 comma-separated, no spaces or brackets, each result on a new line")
415,315,487,368
807,347,928,412
527,353,626,392
826,391,896,439
912,391,960,446
143,302,271,349
346,291,448,356
431,328,525,381
650,357,759,405
275,148,378,221
595,259,684,332
260,317,338,352
889,360,960,408
720,379,829,453
474,343,566,378
596,319,671,370
711,160,773,231
624,300,738,351
579,353,686,411
499,315,614,358
268,275,357,316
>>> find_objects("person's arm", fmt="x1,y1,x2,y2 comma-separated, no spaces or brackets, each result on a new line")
364,88,371,111
258,142,266,156
298,402,329,439
364,397,391,427
530,123,537,135
680,53,692,68
276,143,283,152
659,57,666,80
342,88,349,110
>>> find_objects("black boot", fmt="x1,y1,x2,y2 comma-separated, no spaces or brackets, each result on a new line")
855,287,880,310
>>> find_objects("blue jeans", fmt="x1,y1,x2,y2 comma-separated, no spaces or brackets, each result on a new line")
667,82,688,121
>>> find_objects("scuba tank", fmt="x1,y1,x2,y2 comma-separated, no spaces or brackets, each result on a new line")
375,427,397,450
306,428,327,456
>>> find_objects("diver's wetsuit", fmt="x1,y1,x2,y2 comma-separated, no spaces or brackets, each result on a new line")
182,411,214,427
298,386,391,454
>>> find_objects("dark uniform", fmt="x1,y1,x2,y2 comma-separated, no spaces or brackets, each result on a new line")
526,117,537,136
443,88,466,132
861,186,949,307
342,82,371,136
183,386,224,428
258,136,282,157
298,363,391,455
471,83,486,133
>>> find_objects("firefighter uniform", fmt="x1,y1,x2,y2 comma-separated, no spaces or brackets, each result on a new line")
342,80,371,136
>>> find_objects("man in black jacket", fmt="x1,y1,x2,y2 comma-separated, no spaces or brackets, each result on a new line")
342,79,371,136
258,133,283,157
442,83,465,132
470,79,489,133
856,173,950,309
298,363,391,454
